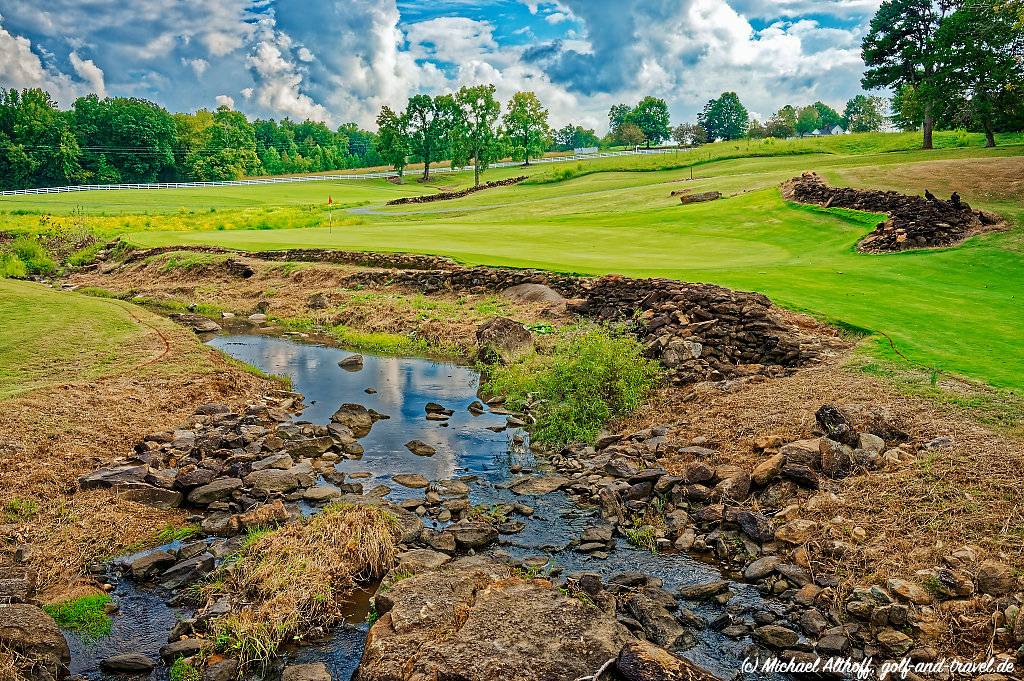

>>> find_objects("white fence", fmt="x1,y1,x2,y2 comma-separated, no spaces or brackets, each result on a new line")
0,148,680,196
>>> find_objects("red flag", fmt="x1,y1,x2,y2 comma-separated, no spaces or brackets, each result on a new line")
328,196,333,205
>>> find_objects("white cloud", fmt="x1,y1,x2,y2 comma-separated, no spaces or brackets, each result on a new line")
69,51,106,97
182,57,209,78
215,94,235,108
546,11,571,24
0,18,100,103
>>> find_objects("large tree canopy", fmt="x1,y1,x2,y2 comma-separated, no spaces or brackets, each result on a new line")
627,96,672,148
502,91,550,165
406,94,457,180
451,84,502,187
699,92,749,141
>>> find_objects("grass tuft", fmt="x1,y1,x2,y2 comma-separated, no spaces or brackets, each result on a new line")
42,593,113,640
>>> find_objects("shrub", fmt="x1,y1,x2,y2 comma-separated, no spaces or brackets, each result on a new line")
0,253,27,278
482,326,661,447
10,237,56,275
67,242,104,266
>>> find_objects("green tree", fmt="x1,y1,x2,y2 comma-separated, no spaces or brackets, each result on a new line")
843,95,887,132
765,105,797,138
698,92,749,140
375,105,410,180
795,106,821,136
747,119,767,139
616,123,646,147
502,91,550,165
812,101,844,129
0,88,83,190
406,94,456,180
552,124,600,151
626,96,672,148
450,84,502,187
608,103,632,137
185,106,263,181
934,0,1024,147
861,0,950,148
671,122,706,146
72,95,176,182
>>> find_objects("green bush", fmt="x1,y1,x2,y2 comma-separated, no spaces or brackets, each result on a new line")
67,242,104,266
10,237,56,275
482,326,661,447
0,252,28,278
42,593,113,640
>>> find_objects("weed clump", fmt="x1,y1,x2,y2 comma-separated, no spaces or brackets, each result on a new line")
208,503,400,672
482,326,661,447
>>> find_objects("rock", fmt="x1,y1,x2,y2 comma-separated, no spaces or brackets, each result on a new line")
751,454,784,486
818,438,854,478
395,549,452,573
308,293,331,309
753,624,799,649
815,405,859,447
732,510,774,543
244,468,299,494
236,500,290,529
676,580,729,601
476,317,533,364
129,550,177,580
172,314,221,334
678,191,722,205
358,556,635,681
0,604,71,681
282,662,332,681
713,472,751,501
203,658,238,681
622,593,690,650
392,474,429,489
159,638,204,661
251,453,294,471
303,486,341,503
331,404,374,438
876,628,914,657
501,283,566,305
858,432,885,454
616,640,716,681
405,440,436,457
976,560,1015,595
775,519,817,545
886,577,933,605
799,608,829,637
338,354,364,370
679,461,714,485
160,552,215,590
188,477,242,505
744,555,781,581
509,476,569,496
445,522,498,550
100,653,156,673
79,463,149,490
114,483,183,510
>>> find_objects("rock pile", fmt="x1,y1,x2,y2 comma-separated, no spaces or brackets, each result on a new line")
782,171,1003,252
545,404,1022,667
386,176,527,205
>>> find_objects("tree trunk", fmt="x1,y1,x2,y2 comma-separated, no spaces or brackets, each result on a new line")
983,116,996,147
922,105,934,150
423,159,430,181
474,149,480,187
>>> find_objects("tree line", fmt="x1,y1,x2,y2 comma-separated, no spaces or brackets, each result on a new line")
0,90,387,191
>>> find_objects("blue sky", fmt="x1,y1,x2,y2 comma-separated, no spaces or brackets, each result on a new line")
0,0,881,132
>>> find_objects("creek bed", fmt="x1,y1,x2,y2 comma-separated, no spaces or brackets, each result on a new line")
70,333,783,680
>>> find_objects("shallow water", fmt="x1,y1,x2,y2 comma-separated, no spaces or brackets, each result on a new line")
69,334,780,680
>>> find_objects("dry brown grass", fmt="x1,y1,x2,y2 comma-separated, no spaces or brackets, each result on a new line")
0,315,271,596
210,503,401,672
623,352,1024,588
835,156,1024,205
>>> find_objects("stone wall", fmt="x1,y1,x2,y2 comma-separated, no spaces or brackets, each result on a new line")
386,176,527,206
781,172,1002,252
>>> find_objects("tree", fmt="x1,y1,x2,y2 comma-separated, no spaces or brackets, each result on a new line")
627,96,671,148
934,0,1024,147
185,106,262,180
0,88,83,189
552,124,600,151
671,122,706,146
72,95,176,182
406,93,457,180
698,92,749,140
861,0,950,148
450,84,502,187
843,95,887,132
747,119,767,139
616,123,645,147
375,105,410,180
795,106,821,136
502,91,550,165
812,101,844,129
608,103,632,136
765,105,797,138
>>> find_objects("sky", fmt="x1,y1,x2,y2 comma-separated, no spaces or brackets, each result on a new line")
0,0,882,133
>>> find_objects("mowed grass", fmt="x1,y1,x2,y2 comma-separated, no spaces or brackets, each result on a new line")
3,131,1023,389
0,279,201,398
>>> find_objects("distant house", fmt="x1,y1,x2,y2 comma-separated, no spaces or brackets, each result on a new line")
811,125,849,136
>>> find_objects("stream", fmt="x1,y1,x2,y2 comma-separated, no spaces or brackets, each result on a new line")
68,333,785,680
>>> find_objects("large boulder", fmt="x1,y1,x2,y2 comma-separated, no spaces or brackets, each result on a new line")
0,604,71,681
356,557,633,681
501,284,566,305
476,318,532,364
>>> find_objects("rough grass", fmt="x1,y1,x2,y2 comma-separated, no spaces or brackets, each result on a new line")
208,503,400,672
42,593,113,640
482,326,661,447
